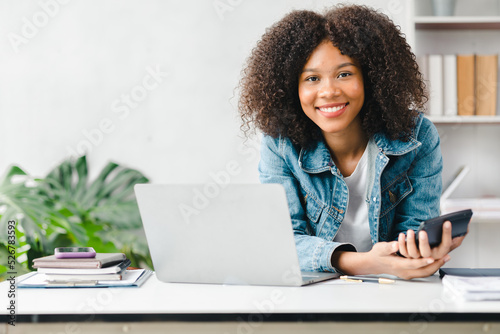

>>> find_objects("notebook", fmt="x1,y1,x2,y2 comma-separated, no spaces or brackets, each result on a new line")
36,259,131,274
439,268,500,278
134,183,339,286
32,253,127,269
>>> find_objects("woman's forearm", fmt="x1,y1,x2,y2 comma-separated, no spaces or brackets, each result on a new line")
331,242,449,279
331,250,375,275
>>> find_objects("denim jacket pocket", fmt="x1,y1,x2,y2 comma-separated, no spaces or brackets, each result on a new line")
305,194,323,224
380,174,413,218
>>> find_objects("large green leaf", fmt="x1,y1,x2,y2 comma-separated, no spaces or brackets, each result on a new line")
42,156,151,262
0,156,151,279
0,166,69,251
0,166,83,278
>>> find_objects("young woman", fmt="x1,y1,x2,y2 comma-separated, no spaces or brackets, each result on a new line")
238,5,465,279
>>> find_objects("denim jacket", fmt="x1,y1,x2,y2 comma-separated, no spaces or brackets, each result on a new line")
258,114,442,272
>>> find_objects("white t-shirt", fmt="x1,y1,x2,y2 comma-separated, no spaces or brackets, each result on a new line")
333,148,373,252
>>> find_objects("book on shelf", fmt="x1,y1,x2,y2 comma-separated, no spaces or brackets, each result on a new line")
443,54,458,117
418,54,459,117
475,54,498,116
428,54,444,116
422,53,499,118
417,54,429,79
33,253,126,269
417,55,429,79
457,54,475,116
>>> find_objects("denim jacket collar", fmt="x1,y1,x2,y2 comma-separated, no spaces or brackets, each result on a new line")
298,140,332,174
372,132,422,156
298,131,422,174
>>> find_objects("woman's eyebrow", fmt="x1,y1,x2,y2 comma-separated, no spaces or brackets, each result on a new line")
302,62,357,73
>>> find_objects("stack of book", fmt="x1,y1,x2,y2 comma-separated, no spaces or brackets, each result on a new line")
442,274,500,301
32,253,131,284
418,53,498,117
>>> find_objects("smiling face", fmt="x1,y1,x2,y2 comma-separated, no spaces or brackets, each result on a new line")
298,40,365,137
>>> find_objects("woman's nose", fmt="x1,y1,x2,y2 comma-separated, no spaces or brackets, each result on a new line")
318,80,341,98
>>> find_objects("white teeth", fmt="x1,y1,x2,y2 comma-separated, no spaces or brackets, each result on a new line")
318,104,346,113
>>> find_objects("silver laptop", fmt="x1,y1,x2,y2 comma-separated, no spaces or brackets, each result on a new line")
134,183,339,286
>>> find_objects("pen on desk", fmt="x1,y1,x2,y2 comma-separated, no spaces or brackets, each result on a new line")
340,275,395,284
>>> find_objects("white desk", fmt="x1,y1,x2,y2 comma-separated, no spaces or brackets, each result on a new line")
2,273,499,333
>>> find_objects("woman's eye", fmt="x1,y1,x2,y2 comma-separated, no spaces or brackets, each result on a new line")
338,72,351,78
306,76,319,82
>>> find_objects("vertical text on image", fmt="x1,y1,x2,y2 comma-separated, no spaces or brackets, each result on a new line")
6,220,17,326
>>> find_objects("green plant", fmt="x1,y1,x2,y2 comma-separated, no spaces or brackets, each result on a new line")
0,156,151,280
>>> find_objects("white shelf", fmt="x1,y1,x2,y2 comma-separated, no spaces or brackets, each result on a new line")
415,16,500,29
442,198,500,223
427,116,500,124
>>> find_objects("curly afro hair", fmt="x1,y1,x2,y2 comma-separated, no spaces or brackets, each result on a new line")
238,4,427,147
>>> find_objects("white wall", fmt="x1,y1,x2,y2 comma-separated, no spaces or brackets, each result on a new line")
0,0,411,183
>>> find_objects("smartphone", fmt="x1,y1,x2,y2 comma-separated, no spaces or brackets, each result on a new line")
54,247,96,259
417,209,473,248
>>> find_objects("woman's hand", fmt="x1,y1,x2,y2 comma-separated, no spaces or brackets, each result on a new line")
332,242,450,280
397,221,467,260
